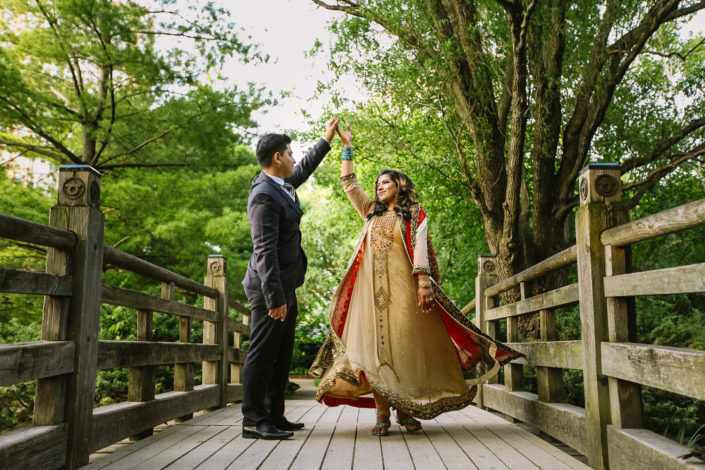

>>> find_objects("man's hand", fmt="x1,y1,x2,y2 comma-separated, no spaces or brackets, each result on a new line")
337,123,352,147
324,117,340,141
268,304,287,322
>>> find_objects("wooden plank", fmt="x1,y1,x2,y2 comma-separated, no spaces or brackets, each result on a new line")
225,318,250,335
449,410,567,470
506,340,582,369
433,412,500,469
320,405,357,469
90,385,220,452
378,421,413,467
101,284,218,322
259,403,329,470
458,406,590,470
604,263,705,297
0,213,76,249
601,342,705,401
192,428,252,468
482,384,588,456
538,308,566,403
487,283,579,321
290,406,343,469
0,341,74,386
226,347,246,365
226,433,279,468
103,245,217,298
606,425,705,470
0,424,67,470
400,424,446,469
163,426,240,470
84,424,183,469
352,407,383,470
129,426,225,470
0,268,72,296
485,246,576,298
601,198,705,247
97,341,220,369
225,383,243,404
462,421,541,469
95,424,205,470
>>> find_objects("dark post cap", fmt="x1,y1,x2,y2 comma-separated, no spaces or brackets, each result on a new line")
59,165,102,177
579,163,620,175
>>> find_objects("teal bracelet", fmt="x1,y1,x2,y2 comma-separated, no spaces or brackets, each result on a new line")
341,146,353,161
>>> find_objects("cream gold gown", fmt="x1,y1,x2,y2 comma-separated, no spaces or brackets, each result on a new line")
311,174,522,418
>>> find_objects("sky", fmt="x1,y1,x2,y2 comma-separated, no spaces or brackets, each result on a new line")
212,1,352,155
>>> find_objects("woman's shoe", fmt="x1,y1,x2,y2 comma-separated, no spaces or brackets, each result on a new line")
372,415,391,436
396,411,422,433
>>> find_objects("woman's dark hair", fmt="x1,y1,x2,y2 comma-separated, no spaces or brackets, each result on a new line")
367,169,418,221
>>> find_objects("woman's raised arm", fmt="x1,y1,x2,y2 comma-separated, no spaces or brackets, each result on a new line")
337,124,372,218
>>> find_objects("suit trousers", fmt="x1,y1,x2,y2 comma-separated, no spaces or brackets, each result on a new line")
241,286,298,426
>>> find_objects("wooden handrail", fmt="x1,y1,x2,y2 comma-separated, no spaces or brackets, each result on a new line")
601,198,705,247
0,213,76,249
484,245,576,298
103,245,218,298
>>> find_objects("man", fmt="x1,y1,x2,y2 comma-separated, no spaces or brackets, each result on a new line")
241,117,339,439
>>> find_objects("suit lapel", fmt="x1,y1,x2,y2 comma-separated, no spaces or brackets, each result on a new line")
259,171,303,216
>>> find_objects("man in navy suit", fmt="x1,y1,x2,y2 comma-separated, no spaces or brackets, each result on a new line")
241,118,339,439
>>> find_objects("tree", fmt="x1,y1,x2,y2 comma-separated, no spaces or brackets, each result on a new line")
0,0,267,171
311,0,705,322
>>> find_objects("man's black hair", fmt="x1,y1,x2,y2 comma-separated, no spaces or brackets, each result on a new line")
256,133,292,168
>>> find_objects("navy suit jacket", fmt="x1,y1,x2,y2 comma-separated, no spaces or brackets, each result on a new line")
242,138,331,309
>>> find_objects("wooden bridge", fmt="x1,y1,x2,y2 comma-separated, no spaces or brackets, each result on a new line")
1,164,704,469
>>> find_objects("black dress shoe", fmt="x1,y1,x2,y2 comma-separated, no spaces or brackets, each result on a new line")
271,417,305,431
242,422,293,440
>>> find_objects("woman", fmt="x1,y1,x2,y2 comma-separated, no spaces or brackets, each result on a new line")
310,125,522,436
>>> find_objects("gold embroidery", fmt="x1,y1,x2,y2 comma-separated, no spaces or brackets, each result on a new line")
370,215,397,373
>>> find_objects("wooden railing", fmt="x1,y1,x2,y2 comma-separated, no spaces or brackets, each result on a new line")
472,163,705,469
0,165,250,469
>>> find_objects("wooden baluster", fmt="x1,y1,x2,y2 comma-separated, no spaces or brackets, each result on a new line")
575,163,624,469
171,281,194,422
504,282,524,392
33,165,104,469
605,244,642,428
128,308,154,439
536,306,565,403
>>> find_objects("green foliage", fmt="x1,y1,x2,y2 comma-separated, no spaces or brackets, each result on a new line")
0,319,40,432
0,0,269,170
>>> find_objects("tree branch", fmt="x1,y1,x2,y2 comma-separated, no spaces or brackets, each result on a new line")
98,126,178,165
621,116,705,173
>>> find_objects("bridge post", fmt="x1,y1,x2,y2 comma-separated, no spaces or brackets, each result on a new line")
474,254,499,408
204,255,229,408
32,165,104,469
575,163,625,469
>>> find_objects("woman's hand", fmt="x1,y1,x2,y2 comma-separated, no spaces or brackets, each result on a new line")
337,123,352,147
417,286,435,312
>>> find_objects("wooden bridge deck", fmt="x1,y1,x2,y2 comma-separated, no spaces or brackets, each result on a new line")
82,394,590,470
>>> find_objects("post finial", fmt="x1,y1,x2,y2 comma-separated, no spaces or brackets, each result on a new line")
579,163,622,205
58,165,102,209
478,254,497,275
207,254,226,276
